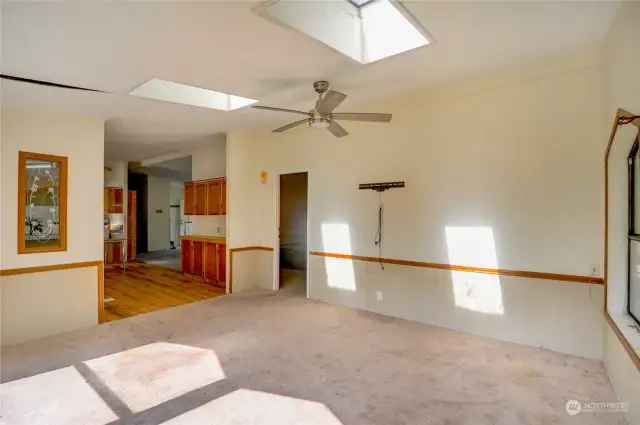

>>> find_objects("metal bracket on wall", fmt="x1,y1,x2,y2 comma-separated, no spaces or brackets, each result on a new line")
358,181,405,192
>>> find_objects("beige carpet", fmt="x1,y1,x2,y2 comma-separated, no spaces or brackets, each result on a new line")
1,275,626,425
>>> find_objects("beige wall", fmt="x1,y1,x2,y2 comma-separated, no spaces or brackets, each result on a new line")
191,137,227,237
227,50,609,359
0,108,104,346
1,267,99,346
602,3,640,422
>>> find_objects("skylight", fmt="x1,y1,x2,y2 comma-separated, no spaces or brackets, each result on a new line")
127,79,258,111
255,0,432,64
348,0,375,7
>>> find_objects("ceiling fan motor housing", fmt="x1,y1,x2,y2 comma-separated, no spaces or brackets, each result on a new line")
309,117,331,129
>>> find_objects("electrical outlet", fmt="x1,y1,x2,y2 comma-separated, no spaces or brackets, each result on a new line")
216,226,220,234
590,264,599,277
376,291,383,301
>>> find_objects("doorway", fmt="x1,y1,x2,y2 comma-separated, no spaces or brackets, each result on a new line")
278,172,309,296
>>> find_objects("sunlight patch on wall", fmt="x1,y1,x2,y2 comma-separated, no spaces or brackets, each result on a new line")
162,389,344,424
0,366,118,424
321,223,356,291
84,342,226,413
445,226,504,315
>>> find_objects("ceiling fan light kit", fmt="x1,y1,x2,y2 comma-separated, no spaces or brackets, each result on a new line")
252,80,392,138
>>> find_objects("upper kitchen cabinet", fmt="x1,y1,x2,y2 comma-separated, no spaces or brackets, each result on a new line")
184,182,195,215
207,180,221,215
104,187,124,214
184,177,226,216
195,182,207,215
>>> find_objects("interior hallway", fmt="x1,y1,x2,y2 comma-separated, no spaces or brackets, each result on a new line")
2,283,624,425
104,263,224,322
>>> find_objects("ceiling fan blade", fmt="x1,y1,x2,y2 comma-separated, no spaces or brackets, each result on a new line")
252,105,312,116
331,112,392,123
273,119,309,133
0,74,106,92
327,121,348,138
317,90,347,113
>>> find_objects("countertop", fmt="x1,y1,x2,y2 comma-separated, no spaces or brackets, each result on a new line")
180,235,226,244
104,236,126,242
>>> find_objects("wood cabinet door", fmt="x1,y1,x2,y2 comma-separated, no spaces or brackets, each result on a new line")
114,188,124,213
184,183,195,215
181,240,191,272
204,243,218,281
207,181,221,215
127,238,136,261
192,241,204,275
220,180,227,215
195,183,207,215
112,243,122,265
218,243,226,283
104,189,108,214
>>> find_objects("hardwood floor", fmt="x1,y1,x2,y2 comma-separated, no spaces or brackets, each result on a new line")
103,262,225,322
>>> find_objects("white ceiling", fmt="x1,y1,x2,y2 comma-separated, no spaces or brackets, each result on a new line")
1,1,620,161
137,155,192,182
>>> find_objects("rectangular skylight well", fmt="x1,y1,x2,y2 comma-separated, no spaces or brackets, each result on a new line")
255,0,432,64
348,0,376,7
127,78,258,111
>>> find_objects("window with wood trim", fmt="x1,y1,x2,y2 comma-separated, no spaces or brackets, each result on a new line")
18,151,68,254
628,137,640,325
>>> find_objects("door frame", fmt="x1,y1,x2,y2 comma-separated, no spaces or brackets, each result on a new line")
274,170,310,298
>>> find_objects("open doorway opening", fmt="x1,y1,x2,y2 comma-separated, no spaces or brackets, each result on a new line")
278,172,309,296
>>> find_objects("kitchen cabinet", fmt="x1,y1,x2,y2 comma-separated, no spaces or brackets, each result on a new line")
184,178,226,216
184,183,195,215
220,180,227,215
181,236,226,289
181,239,191,271
104,187,124,214
207,180,221,215
104,240,124,265
195,183,207,215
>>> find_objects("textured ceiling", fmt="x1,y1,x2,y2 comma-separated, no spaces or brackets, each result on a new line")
0,1,620,161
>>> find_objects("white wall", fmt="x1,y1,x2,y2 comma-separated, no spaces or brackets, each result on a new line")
191,137,227,236
0,108,104,345
169,182,184,243
602,3,640,423
147,175,170,251
228,50,608,359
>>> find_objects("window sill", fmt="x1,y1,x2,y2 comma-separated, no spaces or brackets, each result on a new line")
608,311,640,358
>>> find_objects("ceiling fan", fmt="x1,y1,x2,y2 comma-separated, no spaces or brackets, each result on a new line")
252,80,392,138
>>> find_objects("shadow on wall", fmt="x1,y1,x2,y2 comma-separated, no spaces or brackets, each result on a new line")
321,223,356,291
445,226,505,316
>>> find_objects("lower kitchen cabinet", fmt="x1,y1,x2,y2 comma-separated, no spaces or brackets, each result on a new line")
181,236,226,289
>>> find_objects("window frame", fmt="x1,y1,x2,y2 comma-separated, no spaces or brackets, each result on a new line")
627,137,640,325
17,151,68,254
